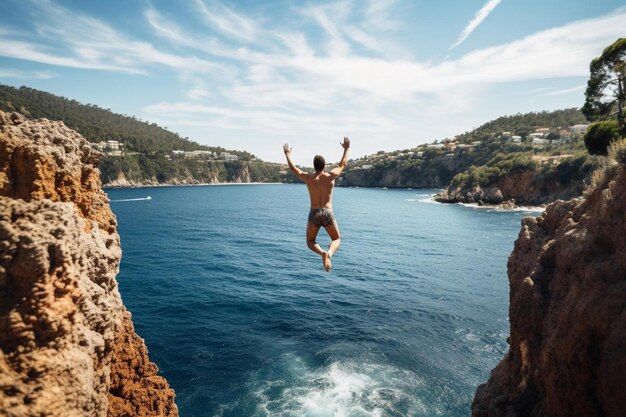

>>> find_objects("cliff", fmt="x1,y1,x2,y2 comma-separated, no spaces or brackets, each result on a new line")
472,153,626,416
434,170,586,207
0,111,177,416
102,162,253,188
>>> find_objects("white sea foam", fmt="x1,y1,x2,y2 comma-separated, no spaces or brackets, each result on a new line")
249,356,428,417
457,202,545,213
404,194,440,205
110,196,152,202
405,195,545,213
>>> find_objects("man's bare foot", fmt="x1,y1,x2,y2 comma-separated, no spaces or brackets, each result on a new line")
322,251,332,272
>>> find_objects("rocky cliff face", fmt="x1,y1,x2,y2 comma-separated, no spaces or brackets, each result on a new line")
0,111,177,416
472,161,626,416
102,160,255,188
434,170,585,207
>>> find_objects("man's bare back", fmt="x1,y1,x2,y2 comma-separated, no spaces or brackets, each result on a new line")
283,137,350,272
304,171,335,209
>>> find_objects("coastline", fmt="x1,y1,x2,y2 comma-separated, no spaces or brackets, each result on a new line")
104,182,547,213
102,181,285,190
405,193,546,213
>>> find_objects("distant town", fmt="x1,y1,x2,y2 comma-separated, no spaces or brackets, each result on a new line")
90,140,240,161
349,123,590,170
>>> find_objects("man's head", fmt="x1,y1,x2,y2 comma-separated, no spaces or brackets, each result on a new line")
313,155,326,172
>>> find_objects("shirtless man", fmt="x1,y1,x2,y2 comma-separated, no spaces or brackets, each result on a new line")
283,137,350,272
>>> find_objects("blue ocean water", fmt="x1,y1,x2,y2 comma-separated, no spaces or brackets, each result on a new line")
106,184,538,417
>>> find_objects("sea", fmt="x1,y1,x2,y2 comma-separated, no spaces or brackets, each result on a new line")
106,184,542,417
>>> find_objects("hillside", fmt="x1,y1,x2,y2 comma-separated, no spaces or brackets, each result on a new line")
340,108,598,205
0,84,285,185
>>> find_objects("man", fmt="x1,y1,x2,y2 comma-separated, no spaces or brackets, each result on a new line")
283,137,350,272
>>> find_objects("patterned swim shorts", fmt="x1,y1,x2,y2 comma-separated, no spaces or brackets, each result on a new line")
308,208,336,228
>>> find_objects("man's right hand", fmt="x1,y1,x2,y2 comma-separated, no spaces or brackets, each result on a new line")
340,137,350,150
283,143,291,156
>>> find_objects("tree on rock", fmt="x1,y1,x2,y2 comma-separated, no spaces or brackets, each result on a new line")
582,38,625,154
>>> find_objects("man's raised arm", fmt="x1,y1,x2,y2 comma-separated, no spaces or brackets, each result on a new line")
330,137,350,177
283,143,308,181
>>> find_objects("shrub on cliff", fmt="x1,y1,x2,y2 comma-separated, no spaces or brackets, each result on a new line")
451,165,502,187
584,120,622,155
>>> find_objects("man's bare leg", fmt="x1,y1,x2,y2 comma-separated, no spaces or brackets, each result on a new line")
307,222,331,271
307,221,325,251
323,221,341,271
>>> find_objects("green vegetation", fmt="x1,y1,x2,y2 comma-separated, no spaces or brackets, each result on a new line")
450,153,538,187
583,38,625,128
582,38,625,155
0,84,283,184
342,108,597,196
584,120,622,155
455,108,587,143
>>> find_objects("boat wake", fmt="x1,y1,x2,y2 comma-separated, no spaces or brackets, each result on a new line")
110,196,152,202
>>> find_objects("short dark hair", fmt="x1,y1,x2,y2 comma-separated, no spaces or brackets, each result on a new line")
313,155,325,171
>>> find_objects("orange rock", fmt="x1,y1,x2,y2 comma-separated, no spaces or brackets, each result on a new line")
0,111,177,417
472,166,626,417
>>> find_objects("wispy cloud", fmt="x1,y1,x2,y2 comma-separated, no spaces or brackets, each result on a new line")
0,0,217,74
450,0,502,49
141,7,625,159
539,85,586,96
0,67,56,79
303,2,352,56
195,0,258,42
364,0,400,31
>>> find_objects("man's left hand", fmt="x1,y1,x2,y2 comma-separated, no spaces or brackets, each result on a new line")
340,137,350,149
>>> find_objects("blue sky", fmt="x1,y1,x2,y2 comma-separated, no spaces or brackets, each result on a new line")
0,0,624,163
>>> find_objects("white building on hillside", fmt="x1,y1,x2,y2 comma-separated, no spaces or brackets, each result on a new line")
571,124,590,133
221,152,238,161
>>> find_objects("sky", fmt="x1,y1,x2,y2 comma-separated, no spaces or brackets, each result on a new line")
0,0,624,163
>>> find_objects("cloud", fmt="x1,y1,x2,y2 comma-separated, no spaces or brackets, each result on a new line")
450,0,502,49
0,67,56,79
0,0,217,74
195,0,258,42
302,2,352,56
364,0,400,31
539,85,586,96
140,7,626,160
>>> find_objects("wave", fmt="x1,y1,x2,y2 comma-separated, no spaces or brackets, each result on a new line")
110,196,152,202
244,355,428,417
457,202,545,213
405,195,545,213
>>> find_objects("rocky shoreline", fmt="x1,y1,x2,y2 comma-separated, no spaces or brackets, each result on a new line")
433,170,585,208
